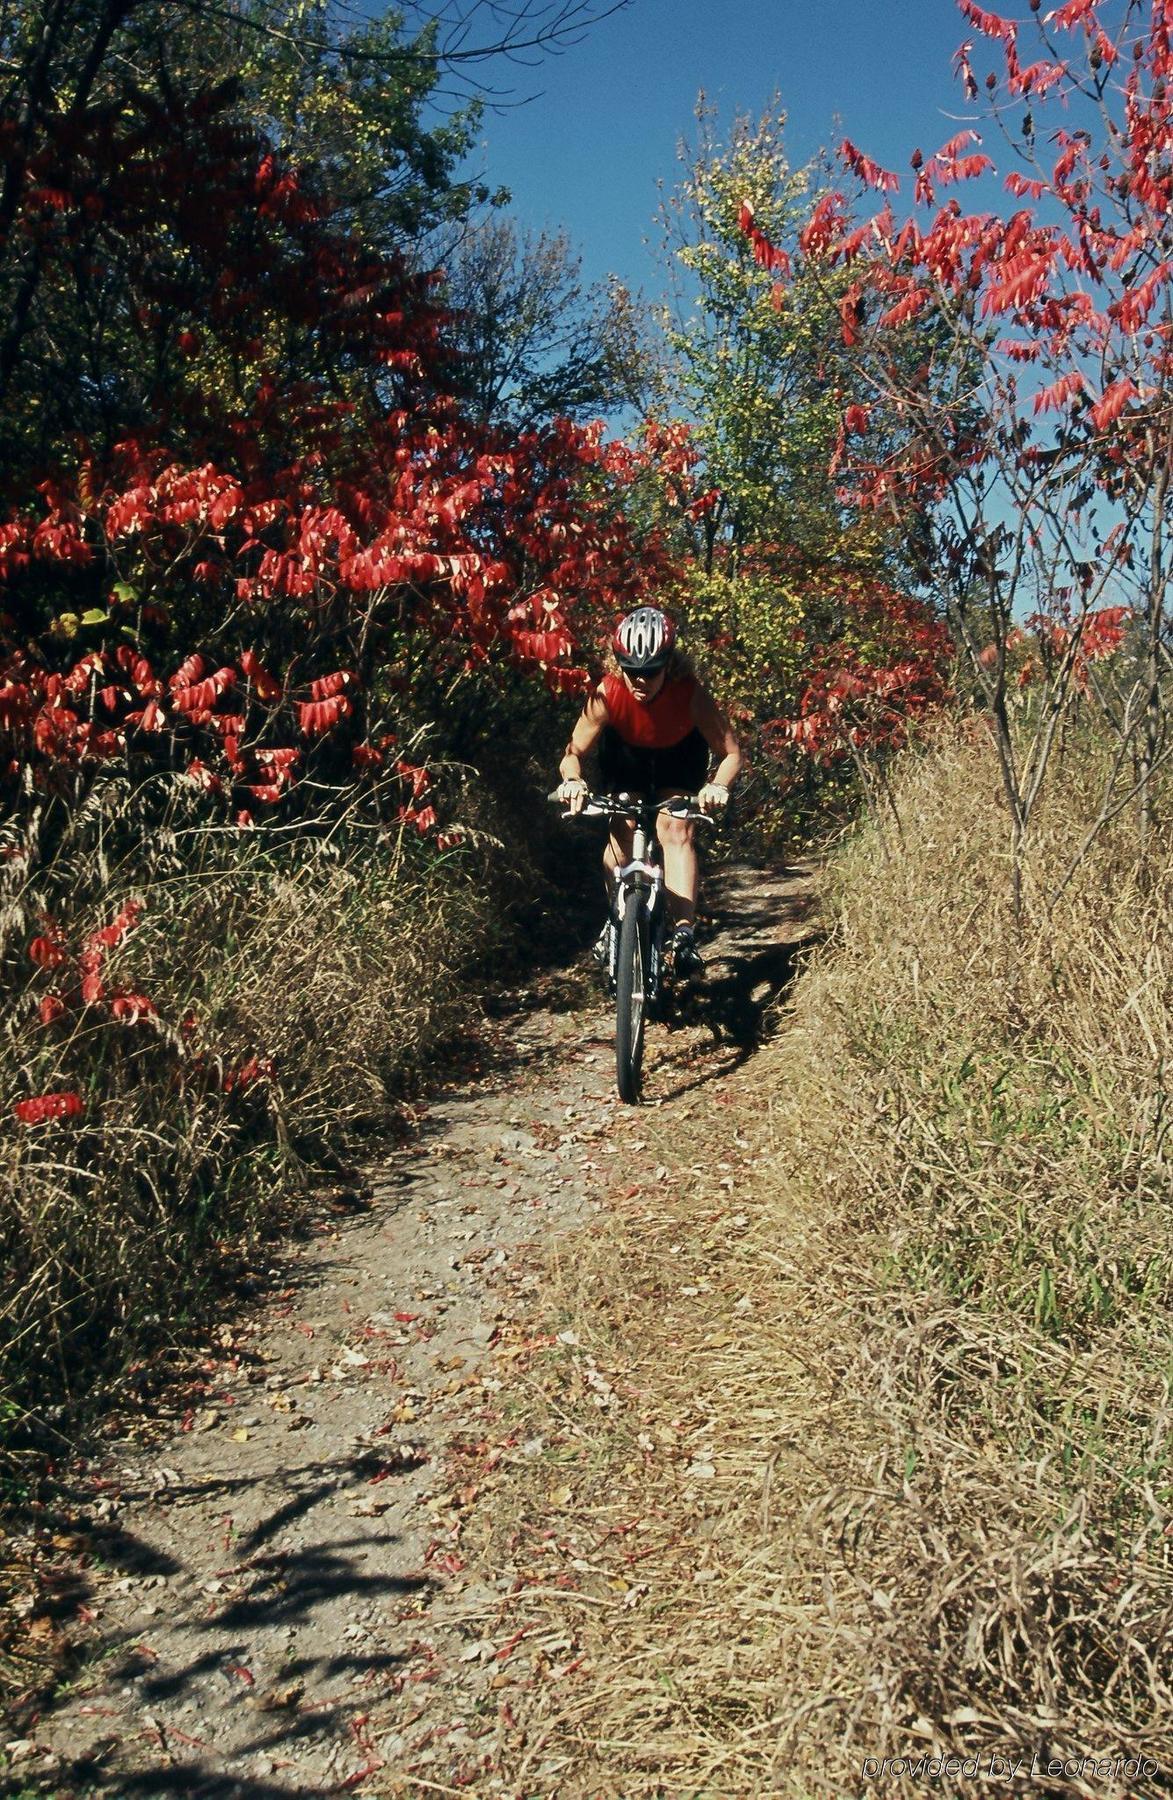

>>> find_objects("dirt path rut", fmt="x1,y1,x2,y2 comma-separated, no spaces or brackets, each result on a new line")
22,860,818,1799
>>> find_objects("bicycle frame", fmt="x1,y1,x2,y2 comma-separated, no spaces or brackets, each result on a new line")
552,789,714,1099
612,822,666,995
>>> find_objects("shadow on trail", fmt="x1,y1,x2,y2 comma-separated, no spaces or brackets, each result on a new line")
72,1762,335,1797
649,864,822,1101
463,857,822,1107
35,1444,429,1794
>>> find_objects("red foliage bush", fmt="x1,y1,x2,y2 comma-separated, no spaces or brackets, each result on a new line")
0,80,679,820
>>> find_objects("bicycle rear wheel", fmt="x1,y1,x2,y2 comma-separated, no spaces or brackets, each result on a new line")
615,890,648,1103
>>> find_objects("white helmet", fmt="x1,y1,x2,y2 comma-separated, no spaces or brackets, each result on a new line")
612,606,676,673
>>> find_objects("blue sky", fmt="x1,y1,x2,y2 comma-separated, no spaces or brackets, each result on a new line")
475,0,984,296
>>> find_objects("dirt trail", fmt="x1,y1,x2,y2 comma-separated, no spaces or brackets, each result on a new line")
21,860,818,1799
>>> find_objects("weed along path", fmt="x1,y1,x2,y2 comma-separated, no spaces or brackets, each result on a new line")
24,860,818,1799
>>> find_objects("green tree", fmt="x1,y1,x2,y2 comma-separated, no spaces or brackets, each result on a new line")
656,100,846,570
438,217,647,426
656,98,936,584
231,4,503,252
642,101,952,843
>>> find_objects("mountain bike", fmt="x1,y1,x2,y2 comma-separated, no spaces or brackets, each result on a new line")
551,790,715,1103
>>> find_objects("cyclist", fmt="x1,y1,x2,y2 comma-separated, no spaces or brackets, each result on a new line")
555,606,742,975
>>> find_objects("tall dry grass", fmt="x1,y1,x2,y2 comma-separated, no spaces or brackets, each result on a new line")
0,769,495,1448
461,718,1173,1798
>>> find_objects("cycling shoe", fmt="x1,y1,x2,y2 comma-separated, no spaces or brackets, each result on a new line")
670,926,704,978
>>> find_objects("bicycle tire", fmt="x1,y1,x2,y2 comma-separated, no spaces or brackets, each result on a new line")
615,889,648,1104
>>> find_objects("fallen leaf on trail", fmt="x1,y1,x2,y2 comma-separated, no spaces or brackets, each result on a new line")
256,1680,304,1712
546,1483,574,1508
231,1428,250,1443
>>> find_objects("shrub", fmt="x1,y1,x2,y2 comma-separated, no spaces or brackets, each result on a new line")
0,771,491,1442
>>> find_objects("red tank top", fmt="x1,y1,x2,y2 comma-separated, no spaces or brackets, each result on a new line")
602,673,698,749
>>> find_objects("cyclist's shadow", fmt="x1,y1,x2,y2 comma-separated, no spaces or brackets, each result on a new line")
653,872,819,1096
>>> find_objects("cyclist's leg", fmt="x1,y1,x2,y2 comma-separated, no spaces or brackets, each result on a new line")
654,798,697,931
599,728,644,907
652,730,710,933
604,818,635,897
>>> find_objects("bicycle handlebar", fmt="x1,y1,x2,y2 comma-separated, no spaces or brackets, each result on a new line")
547,789,717,825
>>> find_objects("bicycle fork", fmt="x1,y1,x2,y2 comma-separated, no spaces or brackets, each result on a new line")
612,832,665,1002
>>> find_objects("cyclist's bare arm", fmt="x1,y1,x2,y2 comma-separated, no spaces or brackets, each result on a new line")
691,684,743,807
558,687,610,806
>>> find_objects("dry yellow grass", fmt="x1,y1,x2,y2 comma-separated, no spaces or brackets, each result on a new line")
0,776,494,1446
460,719,1173,1797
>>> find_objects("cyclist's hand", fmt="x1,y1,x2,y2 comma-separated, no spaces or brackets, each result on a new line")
557,778,589,814
697,782,730,815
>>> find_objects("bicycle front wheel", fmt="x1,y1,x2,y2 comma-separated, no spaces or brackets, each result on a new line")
615,890,648,1104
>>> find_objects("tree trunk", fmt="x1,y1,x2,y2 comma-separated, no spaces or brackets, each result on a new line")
1139,452,1169,852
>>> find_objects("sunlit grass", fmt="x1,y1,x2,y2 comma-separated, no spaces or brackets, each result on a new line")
459,717,1173,1796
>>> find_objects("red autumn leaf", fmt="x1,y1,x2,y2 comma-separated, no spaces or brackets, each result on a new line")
1044,0,1097,28
1033,370,1086,414
839,285,864,345
169,654,207,693
297,694,352,735
14,1091,84,1124
86,899,143,951
839,139,900,194
1004,172,1049,200
309,669,354,702
80,966,105,1005
238,649,281,701
110,992,157,1022
879,288,927,329
959,0,1016,39
1090,378,1138,430
29,930,68,968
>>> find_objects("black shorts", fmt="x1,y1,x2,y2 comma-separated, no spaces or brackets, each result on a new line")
598,725,709,797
